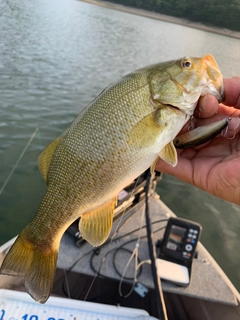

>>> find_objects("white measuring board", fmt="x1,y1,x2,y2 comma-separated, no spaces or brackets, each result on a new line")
0,289,157,320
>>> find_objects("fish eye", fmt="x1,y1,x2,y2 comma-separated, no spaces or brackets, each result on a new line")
182,60,192,69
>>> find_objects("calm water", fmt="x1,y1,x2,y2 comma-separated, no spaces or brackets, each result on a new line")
1,0,240,289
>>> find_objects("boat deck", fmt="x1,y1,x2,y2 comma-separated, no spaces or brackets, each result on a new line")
1,191,240,319
57,193,240,306
54,193,240,319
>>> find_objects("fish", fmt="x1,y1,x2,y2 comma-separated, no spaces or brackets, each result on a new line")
0,54,224,304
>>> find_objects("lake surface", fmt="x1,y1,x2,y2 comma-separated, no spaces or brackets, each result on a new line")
1,0,240,289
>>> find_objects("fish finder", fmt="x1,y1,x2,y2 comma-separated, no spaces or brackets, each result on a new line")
157,217,202,286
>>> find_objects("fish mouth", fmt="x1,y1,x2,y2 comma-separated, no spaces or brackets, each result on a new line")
218,89,224,103
201,82,224,103
218,81,225,102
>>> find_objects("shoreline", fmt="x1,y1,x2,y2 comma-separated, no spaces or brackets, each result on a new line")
81,0,240,40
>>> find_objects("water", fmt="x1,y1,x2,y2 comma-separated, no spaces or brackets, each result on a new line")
0,0,240,289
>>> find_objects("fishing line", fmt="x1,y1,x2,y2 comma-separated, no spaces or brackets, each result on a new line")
118,196,146,298
0,127,38,195
110,175,142,241
63,269,71,299
61,249,93,298
62,219,167,300
111,218,168,243
83,175,142,301
88,225,167,279
145,169,168,320
83,253,108,301
118,246,140,298
88,246,141,281
117,201,145,232
117,248,152,298
67,249,93,273
113,247,143,281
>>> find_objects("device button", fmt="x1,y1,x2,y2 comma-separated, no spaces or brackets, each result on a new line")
185,244,193,251
183,252,187,256
192,235,197,239
191,239,195,244
193,230,198,234
188,233,192,238
190,229,194,233
166,243,177,250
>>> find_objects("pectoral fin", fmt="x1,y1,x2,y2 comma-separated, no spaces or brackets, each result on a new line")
79,197,117,247
159,141,178,166
38,136,61,181
128,109,166,148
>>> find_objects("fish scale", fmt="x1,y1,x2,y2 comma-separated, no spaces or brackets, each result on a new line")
49,85,153,208
0,55,224,303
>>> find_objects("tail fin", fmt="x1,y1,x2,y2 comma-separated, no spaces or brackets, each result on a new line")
0,231,58,303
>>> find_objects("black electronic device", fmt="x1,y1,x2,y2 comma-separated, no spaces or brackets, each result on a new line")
157,217,202,286
161,217,202,263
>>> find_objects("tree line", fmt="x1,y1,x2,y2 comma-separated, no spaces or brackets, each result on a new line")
102,0,240,32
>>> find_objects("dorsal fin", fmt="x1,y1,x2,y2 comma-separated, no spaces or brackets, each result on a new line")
38,137,61,181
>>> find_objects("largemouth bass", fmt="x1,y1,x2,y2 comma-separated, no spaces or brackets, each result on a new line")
0,54,224,303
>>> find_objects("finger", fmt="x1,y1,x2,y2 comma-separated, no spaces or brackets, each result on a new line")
155,157,182,175
226,117,240,134
155,155,193,183
218,104,240,117
195,94,219,118
223,77,240,108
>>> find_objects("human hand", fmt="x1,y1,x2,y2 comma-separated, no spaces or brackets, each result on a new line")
155,77,240,205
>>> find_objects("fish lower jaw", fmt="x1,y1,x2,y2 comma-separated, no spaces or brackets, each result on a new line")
202,86,223,102
166,100,197,116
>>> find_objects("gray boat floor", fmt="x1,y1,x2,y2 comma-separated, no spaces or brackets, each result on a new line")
58,193,240,308
1,192,240,319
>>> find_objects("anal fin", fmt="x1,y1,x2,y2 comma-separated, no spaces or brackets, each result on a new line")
79,197,117,247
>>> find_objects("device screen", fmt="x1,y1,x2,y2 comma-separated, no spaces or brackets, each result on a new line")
166,225,187,251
